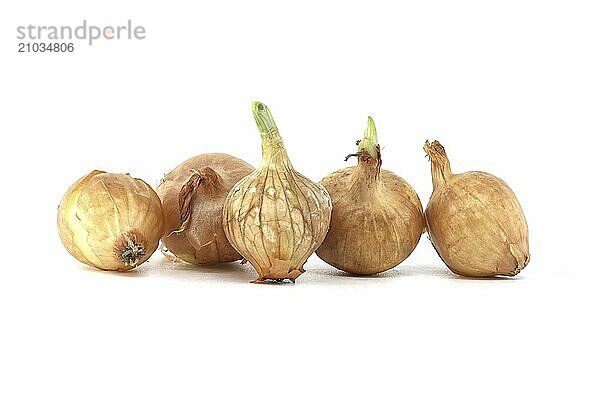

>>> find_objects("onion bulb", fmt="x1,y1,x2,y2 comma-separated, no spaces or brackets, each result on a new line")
316,117,425,275
156,153,253,264
57,171,164,271
424,140,530,277
223,102,332,282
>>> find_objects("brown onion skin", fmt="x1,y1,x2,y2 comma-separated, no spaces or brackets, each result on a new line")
424,140,530,277
316,132,424,275
157,153,253,265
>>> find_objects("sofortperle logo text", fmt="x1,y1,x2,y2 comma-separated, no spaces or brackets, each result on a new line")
17,20,146,46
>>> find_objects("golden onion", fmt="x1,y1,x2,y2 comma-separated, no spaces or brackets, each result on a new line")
223,102,332,282
316,117,424,275
424,140,530,277
157,153,253,265
57,171,164,271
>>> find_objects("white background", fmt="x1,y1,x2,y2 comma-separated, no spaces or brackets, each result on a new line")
1,1,598,398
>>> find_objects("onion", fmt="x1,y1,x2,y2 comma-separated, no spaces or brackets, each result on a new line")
156,153,253,265
223,102,332,282
423,140,530,277
316,117,425,275
57,171,164,271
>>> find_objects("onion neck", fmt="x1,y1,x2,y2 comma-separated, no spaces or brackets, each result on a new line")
253,101,290,168
353,155,381,188
424,140,452,190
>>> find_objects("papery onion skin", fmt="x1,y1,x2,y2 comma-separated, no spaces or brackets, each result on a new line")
156,153,253,265
424,140,530,277
57,171,164,271
316,117,425,275
223,102,332,283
